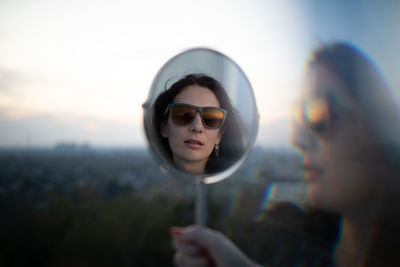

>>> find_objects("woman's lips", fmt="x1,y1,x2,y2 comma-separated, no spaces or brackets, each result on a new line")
303,165,323,182
184,139,204,149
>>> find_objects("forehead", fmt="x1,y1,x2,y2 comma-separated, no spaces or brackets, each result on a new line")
173,85,220,107
305,64,350,101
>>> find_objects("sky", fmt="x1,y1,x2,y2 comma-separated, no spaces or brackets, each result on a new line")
0,0,399,148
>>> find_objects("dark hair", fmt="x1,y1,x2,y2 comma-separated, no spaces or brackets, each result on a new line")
309,42,400,195
309,42,400,265
309,42,400,145
153,73,246,173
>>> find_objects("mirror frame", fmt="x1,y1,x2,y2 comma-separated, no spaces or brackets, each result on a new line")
142,47,259,184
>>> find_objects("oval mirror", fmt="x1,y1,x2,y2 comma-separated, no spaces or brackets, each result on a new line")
143,48,258,184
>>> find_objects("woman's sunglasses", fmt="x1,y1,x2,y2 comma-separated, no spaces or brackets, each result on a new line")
295,92,354,136
163,103,227,129
294,97,331,134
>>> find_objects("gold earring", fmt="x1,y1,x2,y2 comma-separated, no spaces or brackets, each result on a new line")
215,143,220,158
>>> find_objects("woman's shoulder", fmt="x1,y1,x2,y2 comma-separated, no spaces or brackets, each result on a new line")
264,201,340,241
267,202,340,265
245,201,338,266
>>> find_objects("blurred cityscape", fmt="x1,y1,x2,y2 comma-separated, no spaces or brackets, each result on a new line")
0,145,306,266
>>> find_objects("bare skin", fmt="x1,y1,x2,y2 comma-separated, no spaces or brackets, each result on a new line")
170,226,262,267
161,85,222,174
292,64,381,266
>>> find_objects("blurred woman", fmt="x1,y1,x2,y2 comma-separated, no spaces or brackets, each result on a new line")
292,42,400,266
153,73,246,174
170,43,400,266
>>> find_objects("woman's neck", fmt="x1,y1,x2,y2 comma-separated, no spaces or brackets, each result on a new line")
334,218,370,266
173,157,207,174
334,201,379,267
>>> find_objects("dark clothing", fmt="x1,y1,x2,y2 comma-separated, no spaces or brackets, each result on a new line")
241,202,340,267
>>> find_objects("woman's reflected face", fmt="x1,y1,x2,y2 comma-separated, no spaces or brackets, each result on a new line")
161,85,222,174
292,64,375,213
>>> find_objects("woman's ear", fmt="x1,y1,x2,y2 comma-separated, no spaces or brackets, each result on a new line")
161,122,168,138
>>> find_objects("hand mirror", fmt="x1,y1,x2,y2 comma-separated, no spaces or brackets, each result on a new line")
142,48,258,225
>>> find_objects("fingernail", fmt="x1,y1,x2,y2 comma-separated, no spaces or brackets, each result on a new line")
170,227,182,236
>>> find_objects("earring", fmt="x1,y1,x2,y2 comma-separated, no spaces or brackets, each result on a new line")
215,143,220,159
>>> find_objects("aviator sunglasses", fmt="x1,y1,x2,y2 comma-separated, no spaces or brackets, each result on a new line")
163,103,227,129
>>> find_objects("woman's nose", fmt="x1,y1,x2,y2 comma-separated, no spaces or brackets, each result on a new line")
190,112,203,132
290,121,317,151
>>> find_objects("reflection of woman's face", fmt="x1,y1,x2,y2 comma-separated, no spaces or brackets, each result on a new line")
292,64,376,214
161,85,222,174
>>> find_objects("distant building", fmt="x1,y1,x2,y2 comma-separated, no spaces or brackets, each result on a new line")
54,142,91,151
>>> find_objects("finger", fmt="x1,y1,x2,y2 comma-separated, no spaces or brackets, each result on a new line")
173,241,205,256
171,231,205,257
175,226,217,249
171,225,205,243
170,226,199,249
170,227,185,236
170,226,217,261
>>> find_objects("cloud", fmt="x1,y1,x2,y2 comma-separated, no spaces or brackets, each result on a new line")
83,122,100,132
0,67,26,92
0,111,146,147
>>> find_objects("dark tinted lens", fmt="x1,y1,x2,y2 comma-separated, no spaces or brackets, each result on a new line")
304,99,330,133
203,108,224,128
171,105,195,125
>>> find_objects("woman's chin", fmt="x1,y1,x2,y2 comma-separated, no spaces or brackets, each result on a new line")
307,188,342,213
180,150,210,163
173,153,210,173
306,185,325,208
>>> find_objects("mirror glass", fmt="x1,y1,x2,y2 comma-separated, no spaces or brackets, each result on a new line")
143,48,258,184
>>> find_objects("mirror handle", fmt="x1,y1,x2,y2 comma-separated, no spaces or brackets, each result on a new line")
195,179,207,226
